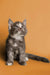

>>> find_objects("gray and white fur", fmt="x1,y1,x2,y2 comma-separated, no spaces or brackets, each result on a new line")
6,19,49,66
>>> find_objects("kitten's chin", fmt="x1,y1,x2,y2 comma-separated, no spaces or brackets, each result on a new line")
20,35,24,36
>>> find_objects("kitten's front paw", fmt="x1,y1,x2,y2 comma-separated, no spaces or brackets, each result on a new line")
25,57,29,61
6,62,13,66
19,61,27,65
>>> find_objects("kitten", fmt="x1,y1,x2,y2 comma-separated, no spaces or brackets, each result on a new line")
6,19,49,66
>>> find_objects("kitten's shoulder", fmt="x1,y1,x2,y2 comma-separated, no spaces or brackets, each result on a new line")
6,35,12,43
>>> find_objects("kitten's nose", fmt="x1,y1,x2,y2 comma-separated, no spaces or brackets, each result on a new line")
19,28,21,30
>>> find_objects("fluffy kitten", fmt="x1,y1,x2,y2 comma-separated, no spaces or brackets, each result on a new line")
6,19,49,66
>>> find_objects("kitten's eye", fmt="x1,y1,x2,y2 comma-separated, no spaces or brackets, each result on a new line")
22,26,23,28
16,26,18,27
13,26,18,29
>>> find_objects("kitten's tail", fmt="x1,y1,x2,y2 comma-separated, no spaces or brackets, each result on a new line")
26,53,50,63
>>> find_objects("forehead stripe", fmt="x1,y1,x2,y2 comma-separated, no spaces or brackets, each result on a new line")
17,23,22,28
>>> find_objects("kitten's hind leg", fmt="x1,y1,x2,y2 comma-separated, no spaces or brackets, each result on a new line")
6,48,14,66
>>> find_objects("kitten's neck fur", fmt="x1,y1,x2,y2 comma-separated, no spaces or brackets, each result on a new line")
9,34,24,41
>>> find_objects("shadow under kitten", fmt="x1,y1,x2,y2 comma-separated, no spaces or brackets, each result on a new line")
0,44,5,61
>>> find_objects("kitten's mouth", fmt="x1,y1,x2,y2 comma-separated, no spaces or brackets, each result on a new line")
20,35,24,36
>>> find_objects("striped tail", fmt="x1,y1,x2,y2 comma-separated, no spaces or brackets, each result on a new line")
26,53,50,63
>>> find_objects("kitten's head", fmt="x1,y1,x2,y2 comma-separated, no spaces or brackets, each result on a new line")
8,19,27,36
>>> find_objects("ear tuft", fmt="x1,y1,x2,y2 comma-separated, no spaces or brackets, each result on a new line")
8,18,13,25
23,19,26,26
8,18,13,30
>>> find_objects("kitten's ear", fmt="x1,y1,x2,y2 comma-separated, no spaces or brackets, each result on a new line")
23,19,26,26
8,18,13,30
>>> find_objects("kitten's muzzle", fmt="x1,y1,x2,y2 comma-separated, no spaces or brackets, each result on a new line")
18,28,22,31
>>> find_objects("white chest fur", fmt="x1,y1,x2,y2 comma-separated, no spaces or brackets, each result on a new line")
15,35,22,40
10,34,23,41
13,43,18,47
